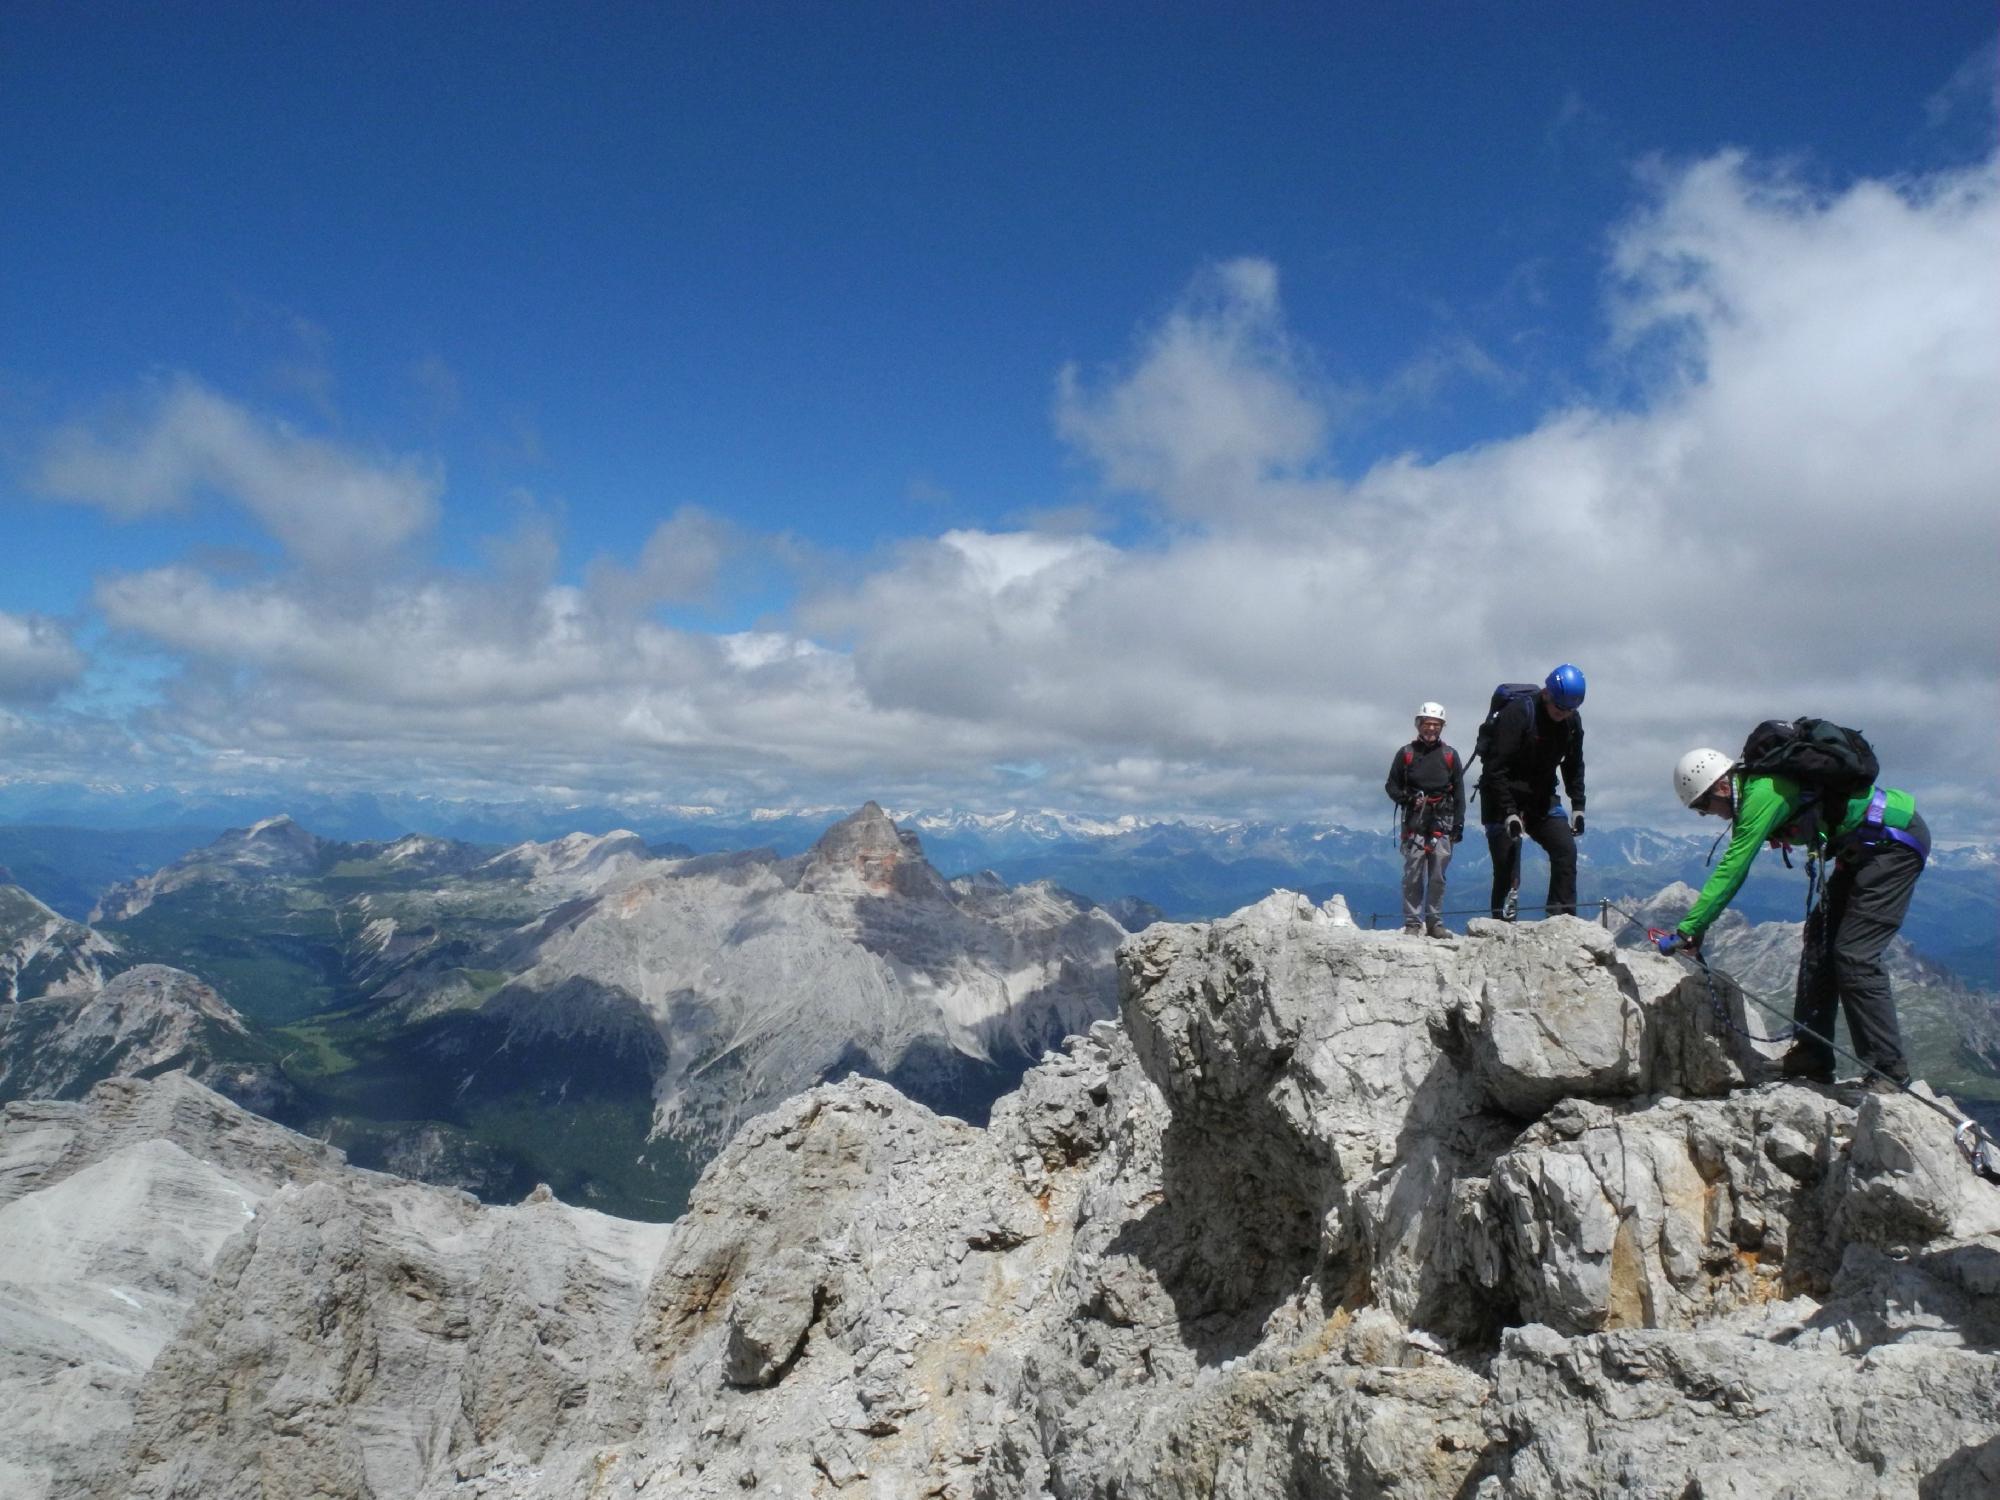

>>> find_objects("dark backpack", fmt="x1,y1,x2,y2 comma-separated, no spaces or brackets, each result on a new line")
1470,683,1541,770
1739,718,1879,801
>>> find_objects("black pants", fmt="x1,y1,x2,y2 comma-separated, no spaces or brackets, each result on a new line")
1793,812,1928,1078
1486,810,1576,919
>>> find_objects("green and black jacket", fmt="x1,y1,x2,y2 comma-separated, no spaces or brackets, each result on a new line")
1678,774,1920,939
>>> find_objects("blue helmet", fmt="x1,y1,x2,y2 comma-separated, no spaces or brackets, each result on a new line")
1544,663,1586,710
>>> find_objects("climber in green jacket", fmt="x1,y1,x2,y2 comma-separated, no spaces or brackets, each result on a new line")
1658,746,1929,1091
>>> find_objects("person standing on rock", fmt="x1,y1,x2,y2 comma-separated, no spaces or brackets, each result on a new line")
1479,665,1587,921
1659,745,1930,1093
1386,702,1465,937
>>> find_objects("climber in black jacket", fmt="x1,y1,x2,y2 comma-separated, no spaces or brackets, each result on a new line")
1479,665,1586,920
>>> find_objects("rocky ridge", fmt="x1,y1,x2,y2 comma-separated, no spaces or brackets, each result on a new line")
1,882,121,1002
1,897,1995,1498
0,964,265,1107
482,802,1129,1153
17,805,1129,1214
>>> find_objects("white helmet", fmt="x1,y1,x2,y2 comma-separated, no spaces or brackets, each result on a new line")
1415,701,1446,725
1673,748,1734,808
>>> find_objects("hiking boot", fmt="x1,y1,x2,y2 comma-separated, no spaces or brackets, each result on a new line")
1777,1047,1834,1086
1860,1070,1912,1097
1425,920,1450,939
1402,921,1423,936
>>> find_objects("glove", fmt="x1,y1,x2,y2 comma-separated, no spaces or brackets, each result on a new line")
1571,812,1585,836
1451,827,1464,844
1656,930,1698,956
1504,814,1524,842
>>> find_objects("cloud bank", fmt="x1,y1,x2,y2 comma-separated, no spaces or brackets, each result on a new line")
14,151,2000,835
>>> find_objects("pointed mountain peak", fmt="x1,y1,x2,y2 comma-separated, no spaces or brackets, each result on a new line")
813,801,914,853
801,803,948,899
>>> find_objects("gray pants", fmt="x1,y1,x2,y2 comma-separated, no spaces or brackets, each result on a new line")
1402,832,1453,926
1793,812,1929,1078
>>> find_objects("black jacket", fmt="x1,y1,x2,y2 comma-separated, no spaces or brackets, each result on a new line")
1386,738,1466,835
1477,696,1584,822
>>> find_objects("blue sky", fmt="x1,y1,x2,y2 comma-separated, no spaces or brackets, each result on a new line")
3,4,1997,833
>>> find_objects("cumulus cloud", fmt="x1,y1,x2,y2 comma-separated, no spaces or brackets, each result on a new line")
21,150,2000,834
0,613,87,702
37,377,442,569
1055,257,1331,519
587,505,739,613
84,559,960,802
811,151,2000,829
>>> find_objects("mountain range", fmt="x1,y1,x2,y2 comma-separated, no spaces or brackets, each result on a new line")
2,804,1126,1217
3,801,1995,1217
9,791,1994,983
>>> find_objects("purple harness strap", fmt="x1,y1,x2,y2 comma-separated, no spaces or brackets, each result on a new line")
1853,788,1927,862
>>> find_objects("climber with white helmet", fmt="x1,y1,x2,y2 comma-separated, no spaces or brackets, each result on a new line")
1478,665,1587,921
1660,729,1929,1092
1385,701,1465,937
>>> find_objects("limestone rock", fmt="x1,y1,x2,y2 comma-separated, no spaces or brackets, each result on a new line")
1114,903,1760,1341
0,1074,348,1500
1489,1087,1849,1334
721,1247,821,1387
1486,1321,2000,1500
120,1167,669,1500
1841,1087,1987,1245
1465,916,1755,1112
1,908,1994,1500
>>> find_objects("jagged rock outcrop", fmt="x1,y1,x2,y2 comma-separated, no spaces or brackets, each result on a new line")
0,1073,670,1500
0,898,1993,1499
0,963,284,1113
0,1074,351,1500
799,800,954,901
487,802,1130,1154
1,882,121,1002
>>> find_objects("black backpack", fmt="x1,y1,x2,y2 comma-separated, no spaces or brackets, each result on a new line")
1470,683,1541,771
1739,718,1879,801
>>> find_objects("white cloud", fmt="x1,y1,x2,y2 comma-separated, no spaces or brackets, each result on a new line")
587,505,737,611
0,613,87,702
19,150,2000,834
809,151,2000,828
1055,257,1331,519
37,377,441,570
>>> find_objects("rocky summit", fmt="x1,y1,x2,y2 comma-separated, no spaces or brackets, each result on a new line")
1,898,1995,1499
